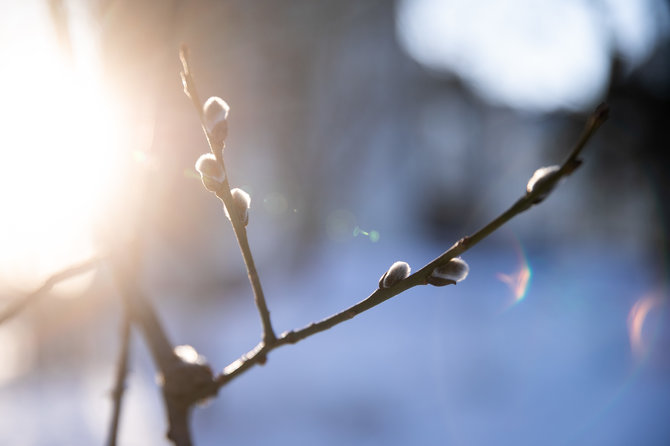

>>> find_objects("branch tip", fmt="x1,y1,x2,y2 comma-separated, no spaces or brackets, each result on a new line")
179,44,190,73
592,102,610,126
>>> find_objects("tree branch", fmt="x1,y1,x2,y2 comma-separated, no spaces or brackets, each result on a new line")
0,257,100,325
214,104,609,388
108,248,218,446
180,44,277,345
215,180,277,346
106,307,131,446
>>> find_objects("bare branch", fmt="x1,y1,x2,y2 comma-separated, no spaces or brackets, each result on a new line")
214,104,609,387
561,102,609,174
108,249,218,446
179,44,205,123
110,254,177,372
0,257,100,325
106,308,132,446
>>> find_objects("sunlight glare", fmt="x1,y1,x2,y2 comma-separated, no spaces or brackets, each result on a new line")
0,4,124,294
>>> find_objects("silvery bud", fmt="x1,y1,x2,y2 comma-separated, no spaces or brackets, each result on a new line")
224,187,251,226
427,257,469,286
203,96,230,148
379,261,411,289
195,153,225,191
526,165,561,204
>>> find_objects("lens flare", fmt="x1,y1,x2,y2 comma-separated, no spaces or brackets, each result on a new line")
497,265,531,303
627,294,663,360
353,226,380,243
497,242,532,306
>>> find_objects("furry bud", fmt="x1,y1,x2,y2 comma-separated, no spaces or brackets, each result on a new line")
427,257,469,286
526,165,561,204
379,261,411,289
203,96,230,147
195,153,225,191
224,188,251,226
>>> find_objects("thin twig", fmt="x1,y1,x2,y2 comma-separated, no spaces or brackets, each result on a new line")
179,44,277,345
560,103,609,174
0,257,100,324
107,307,132,446
214,104,609,387
215,179,276,345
